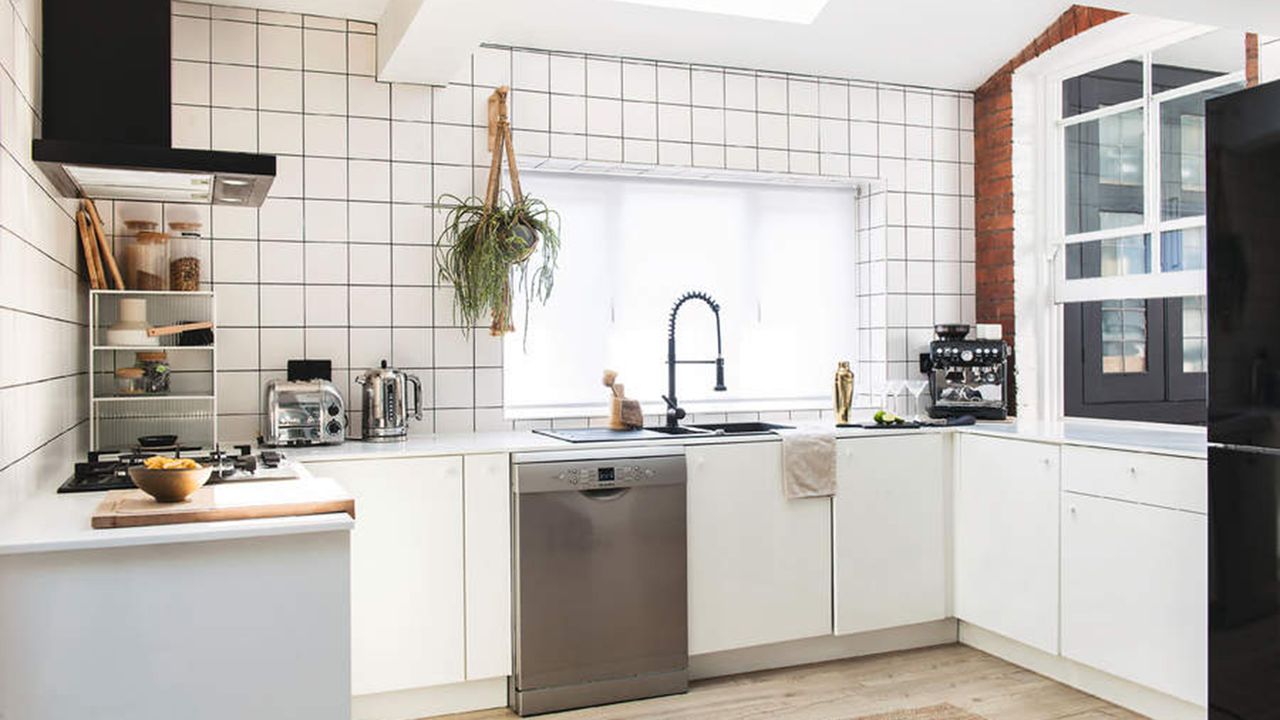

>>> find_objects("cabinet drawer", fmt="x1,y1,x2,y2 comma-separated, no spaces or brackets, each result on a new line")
1062,446,1206,514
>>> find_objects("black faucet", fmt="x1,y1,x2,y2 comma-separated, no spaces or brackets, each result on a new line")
664,291,727,428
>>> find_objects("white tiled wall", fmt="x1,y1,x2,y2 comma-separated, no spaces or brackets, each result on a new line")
94,3,976,441
0,0,89,515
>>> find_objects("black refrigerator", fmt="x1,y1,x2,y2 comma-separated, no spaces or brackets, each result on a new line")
1207,79,1280,719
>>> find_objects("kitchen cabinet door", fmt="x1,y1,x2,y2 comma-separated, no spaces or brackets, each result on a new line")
686,441,832,655
1062,492,1207,705
463,453,512,680
306,457,465,696
834,434,948,635
954,435,1060,654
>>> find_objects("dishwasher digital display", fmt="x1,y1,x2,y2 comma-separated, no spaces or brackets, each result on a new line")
597,467,615,483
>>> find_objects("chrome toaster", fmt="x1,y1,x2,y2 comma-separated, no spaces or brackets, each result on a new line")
261,379,346,446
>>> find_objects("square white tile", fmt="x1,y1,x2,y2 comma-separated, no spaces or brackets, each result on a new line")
350,117,391,159
258,24,302,69
304,114,347,157
262,284,306,326
303,28,346,72
258,68,302,112
211,19,255,65
586,58,622,98
304,285,347,326
657,65,691,104
349,243,390,285
349,286,390,326
621,61,656,102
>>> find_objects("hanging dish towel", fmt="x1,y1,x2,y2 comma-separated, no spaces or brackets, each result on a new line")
780,427,837,499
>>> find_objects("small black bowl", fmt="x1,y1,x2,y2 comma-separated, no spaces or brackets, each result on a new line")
137,434,179,448
934,323,971,340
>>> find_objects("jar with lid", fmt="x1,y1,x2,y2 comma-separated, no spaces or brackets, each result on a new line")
123,224,169,291
114,367,146,395
135,351,171,394
168,221,204,291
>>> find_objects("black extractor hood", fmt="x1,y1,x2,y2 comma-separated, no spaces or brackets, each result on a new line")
33,0,275,205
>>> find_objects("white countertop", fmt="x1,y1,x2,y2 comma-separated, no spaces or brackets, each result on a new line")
284,420,1206,463
0,418,1203,557
0,464,354,557
960,419,1207,458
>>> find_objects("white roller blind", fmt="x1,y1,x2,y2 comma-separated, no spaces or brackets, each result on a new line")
504,172,857,417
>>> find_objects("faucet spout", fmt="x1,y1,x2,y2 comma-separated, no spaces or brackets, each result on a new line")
666,291,727,428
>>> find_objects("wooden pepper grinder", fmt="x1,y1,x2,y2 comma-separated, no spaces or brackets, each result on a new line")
604,369,644,429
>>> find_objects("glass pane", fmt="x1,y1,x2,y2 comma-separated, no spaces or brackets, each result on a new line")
1062,59,1143,118
1160,226,1206,271
1182,295,1208,373
1066,234,1151,279
1152,29,1243,93
1065,108,1145,235
1101,299,1147,374
1160,83,1244,219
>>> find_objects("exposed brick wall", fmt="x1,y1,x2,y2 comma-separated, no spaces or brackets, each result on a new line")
972,5,1124,413
1247,32,1259,87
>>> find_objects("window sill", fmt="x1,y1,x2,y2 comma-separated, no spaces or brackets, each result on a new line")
504,396,833,421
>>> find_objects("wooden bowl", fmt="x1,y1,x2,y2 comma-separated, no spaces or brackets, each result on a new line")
128,466,214,503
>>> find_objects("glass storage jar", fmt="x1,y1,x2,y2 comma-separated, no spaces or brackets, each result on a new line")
135,351,171,394
123,230,169,290
114,367,146,395
168,222,204,291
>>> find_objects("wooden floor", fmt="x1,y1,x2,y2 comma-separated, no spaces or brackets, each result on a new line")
440,645,1144,720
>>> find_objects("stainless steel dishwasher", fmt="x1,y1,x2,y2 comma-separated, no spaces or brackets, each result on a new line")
510,446,688,716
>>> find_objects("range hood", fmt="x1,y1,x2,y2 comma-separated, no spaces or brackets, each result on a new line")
33,0,275,206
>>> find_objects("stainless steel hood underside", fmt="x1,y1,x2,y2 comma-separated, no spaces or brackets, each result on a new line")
33,140,276,206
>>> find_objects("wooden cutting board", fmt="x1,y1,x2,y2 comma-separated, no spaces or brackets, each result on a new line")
92,478,356,529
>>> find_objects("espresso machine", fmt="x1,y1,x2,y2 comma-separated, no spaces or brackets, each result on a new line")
920,324,1008,421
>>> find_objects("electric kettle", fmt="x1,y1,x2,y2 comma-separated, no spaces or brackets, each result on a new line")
356,360,423,441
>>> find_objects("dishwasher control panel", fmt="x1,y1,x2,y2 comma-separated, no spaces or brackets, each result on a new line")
514,450,686,495
553,464,656,489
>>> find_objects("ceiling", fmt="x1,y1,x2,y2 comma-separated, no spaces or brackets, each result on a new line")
216,0,1280,90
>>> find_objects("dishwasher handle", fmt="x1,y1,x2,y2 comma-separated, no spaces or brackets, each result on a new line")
578,487,631,501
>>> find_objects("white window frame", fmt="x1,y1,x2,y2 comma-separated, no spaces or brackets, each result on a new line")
1048,52,1242,305
1012,17,1233,423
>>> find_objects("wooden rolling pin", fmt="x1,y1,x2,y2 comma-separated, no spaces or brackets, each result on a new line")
147,321,213,337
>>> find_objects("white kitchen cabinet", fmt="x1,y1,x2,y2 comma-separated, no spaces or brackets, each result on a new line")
686,441,832,655
307,456,466,696
463,453,512,680
1061,491,1207,705
954,434,1060,654
834,434,948,635
1062,445,1206,513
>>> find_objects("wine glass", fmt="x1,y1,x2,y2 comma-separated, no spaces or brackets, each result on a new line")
904,378,929,422
884,378,905,416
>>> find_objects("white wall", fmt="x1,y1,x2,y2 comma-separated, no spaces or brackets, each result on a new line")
0,0,88,516
137,2,979,439
1262,37,1280,83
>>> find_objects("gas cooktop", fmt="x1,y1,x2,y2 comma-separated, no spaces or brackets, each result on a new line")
59,445,299,493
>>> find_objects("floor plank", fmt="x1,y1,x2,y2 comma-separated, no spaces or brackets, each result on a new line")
436,645,1145,720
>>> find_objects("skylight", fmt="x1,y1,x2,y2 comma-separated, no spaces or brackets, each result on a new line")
611,0,831,24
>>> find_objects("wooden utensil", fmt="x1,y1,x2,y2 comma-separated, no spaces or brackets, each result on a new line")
83,199,124,289
91,477,356,529
76,209,103,289
147,321,213,338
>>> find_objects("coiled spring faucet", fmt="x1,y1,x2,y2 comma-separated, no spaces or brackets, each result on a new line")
664,290,727,428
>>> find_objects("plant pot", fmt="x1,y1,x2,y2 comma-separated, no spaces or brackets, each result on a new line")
510,220,539,263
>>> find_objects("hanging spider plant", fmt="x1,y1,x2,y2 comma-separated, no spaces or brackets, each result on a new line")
436,85,563,342
436,189,560,339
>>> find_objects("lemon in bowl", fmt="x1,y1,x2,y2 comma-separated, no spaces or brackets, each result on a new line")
128,456,214,503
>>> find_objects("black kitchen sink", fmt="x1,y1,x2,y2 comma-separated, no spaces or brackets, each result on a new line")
687,422,792,435
645,426,713,436
534,422,792,443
